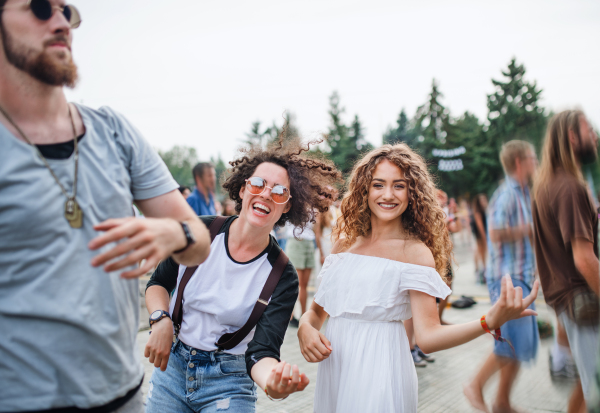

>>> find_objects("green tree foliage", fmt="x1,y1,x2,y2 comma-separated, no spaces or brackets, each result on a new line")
324,91,372,174
158,145,198,187
382,109,413,145
243,113,300,149
210,153,227,198
485,58,548,181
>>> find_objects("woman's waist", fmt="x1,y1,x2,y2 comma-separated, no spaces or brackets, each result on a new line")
332,313,405,324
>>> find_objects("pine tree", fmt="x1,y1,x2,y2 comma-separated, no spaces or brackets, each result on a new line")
485,58,547,181
324,92,371,174
409,79,452,167
383,109,413,145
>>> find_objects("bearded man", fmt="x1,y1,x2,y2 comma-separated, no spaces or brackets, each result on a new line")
0,1,210,412
532,110,599,413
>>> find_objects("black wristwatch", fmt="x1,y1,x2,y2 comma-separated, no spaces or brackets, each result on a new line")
173,221,196,254
149,310,170,326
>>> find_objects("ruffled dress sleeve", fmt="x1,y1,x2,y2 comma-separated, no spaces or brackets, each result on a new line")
314,253,451,321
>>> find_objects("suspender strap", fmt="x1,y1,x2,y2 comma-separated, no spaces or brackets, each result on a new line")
215,249,289,350
172,216,228,335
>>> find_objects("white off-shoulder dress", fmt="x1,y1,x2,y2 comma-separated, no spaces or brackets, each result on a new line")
313,253,451,413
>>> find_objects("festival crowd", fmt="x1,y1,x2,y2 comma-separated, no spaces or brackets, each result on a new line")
1,2,599,413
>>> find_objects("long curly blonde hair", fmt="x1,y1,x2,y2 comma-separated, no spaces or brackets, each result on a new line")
332,143,452,278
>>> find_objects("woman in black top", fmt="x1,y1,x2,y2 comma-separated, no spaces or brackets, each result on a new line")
144,139,341,412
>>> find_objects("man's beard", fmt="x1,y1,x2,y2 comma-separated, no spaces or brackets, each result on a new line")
577,136,598,165
1,26,78,88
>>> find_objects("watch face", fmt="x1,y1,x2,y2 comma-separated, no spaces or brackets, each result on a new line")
150,310,163,321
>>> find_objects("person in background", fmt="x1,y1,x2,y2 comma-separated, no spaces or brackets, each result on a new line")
314,191,339,266
222,198,236,216
178,185,191,199
471,194,489,284
532,110,599,413
436,189,458,325
464,140,539,413
188,161,217,216
0,2,211,410
286,220,317,327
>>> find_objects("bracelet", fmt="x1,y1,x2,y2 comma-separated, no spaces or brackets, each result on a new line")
480,315,516,357
480,315,501,339
264,386,289,402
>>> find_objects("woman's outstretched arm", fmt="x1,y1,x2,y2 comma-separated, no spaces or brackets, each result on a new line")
410,276,539,354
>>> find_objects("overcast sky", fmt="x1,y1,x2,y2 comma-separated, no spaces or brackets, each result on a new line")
65,0,600,163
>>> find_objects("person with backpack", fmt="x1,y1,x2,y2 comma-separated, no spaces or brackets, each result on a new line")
143,140,341,412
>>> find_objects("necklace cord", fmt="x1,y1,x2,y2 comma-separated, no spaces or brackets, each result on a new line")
0,103,78,200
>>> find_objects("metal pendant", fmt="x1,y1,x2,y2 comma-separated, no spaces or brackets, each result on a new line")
64,198,83,228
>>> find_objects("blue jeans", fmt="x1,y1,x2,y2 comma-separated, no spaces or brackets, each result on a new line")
146,340,257,413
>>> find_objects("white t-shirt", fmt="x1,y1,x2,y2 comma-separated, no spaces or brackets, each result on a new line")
169,226,274,354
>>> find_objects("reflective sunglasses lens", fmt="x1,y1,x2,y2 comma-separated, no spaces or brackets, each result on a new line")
247,178,265,194
271,186,289,203
30,0,52,20
65,4,81,28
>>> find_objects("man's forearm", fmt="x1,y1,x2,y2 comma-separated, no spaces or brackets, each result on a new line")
573,239,600,296
489,226,530,243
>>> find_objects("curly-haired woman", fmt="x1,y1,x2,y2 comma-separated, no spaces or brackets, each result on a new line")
144,140,341,412
297,143,539,412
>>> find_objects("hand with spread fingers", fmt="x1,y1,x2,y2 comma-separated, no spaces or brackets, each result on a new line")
298,323,332,363
88,217,188,278
485,275,540,330
264,361,310,400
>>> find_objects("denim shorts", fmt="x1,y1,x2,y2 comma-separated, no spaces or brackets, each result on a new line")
146,340,257,413
488,278,539,362
286,238,315,269
559,311,599,402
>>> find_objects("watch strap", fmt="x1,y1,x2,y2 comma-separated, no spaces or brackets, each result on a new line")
174,221,195,254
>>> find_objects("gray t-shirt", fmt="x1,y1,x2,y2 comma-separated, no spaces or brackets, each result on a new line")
0,104,178,411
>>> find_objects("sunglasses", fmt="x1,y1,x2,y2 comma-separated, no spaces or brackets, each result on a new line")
245,177,292,205
2,0,82,29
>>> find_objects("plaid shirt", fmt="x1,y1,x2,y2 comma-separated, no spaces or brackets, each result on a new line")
486,176,536,286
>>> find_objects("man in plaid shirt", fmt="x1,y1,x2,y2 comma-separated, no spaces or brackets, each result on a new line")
464,140,539,413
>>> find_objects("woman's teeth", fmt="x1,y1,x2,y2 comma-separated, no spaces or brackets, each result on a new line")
253,203,271,215
379,203,398,209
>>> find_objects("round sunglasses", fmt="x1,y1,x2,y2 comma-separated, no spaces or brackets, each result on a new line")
2,0,82,29
245,177,292,205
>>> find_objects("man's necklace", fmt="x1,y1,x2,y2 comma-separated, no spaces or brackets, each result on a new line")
0,103,83,228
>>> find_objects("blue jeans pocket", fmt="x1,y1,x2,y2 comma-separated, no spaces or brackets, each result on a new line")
218,356,247,377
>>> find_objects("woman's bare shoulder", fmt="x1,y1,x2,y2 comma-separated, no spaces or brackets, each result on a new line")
393,240,435,269
330,238,347,254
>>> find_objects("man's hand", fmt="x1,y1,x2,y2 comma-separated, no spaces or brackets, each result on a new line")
485,276,539,330
89,217,185,278
144,317,174,371
264,361,310,399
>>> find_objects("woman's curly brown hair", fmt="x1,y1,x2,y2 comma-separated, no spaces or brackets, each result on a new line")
222,139,342,229
333,143,453,279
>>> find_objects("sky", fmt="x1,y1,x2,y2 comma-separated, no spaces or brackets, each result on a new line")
65,0,600,163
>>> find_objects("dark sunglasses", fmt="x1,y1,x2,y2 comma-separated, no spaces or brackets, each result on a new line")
245,177,292,205
2,0,82,29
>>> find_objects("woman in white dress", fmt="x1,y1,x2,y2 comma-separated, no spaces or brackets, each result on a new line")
298,143,539,412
